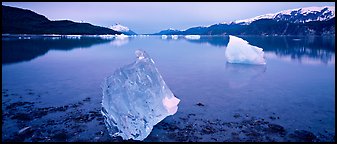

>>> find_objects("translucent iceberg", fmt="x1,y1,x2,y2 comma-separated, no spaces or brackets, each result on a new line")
101,50,180,141
225,35,266,65
184,35,201,40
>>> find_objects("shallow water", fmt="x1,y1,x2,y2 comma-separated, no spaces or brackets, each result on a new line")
2,35,335,142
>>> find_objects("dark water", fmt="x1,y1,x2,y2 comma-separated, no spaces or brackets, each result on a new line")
2,35,335,142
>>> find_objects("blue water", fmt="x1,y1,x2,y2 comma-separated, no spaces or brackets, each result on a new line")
2,35,335,142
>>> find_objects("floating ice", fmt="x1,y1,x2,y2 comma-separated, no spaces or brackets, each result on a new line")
99,34,115,39
171,35,178,39
161,35,168,39
184,35,201,40
101,50,180,141
225,35,266,65
114,34,128,40
64,35,81,39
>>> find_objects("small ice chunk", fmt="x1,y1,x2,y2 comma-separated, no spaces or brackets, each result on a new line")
184,35,201,40
64,35,81,39
114,34,128,40
171,35,178,39
161,35,168,39
225,35,266,65
99,34,115,39
101,50,180,141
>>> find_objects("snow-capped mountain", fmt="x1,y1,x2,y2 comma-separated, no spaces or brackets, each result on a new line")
153,6,335,36
232,6,335,25
109,24,137,35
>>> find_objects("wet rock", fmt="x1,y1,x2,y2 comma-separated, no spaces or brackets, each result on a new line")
269,116,276,120
196,103,205,106
83,97,91,102
290,130,317,142
267,124,285,133
6,102,34,109
233,113,241,118
11,113,33,121
188,113,196,117
52,131,69,141
202,125,216,134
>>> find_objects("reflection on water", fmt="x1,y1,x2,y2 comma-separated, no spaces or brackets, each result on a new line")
178,35,334,65
1,36,126,65
225,63,266,89
2,35,335,66
183,35,230,47
2,34,334,141
237,36,335,65
109,37,130,47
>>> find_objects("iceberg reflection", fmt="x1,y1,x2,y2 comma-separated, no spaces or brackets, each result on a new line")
225,63,266,89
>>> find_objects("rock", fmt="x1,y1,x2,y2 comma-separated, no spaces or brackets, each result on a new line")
292,130,316,142
267,124,285,133
196,103,205,106
233,113,241,118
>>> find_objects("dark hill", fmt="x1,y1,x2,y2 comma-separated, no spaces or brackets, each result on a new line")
2,5,121,35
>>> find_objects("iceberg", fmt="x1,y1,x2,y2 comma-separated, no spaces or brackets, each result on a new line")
99,34,115,39
101,50,180,141
161,35,168,39
171,35,178,39
115,34,128,40
225,35,266,65
184,35,201,40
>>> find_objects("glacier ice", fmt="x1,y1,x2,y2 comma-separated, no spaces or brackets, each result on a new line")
225,35,266,65
171,35,178,39
101,50,180,141
114,34,128,40
184,35,201,40
161,35,168,39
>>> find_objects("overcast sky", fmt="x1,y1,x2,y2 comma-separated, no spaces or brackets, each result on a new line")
2,2,335,34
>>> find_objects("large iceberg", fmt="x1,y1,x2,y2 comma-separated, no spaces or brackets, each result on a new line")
101,50,180,141
225,35,266,65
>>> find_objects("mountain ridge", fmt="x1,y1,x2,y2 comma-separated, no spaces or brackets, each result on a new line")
153,6,335,36
2,5,122,35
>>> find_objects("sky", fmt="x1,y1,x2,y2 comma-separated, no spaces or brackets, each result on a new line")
2,2,335,34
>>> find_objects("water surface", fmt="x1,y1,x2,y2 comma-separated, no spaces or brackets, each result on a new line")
2,35,335,142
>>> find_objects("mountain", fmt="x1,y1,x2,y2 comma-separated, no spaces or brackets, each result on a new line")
109,24,137,35
152,28,182,35
2,5,121,35
154,6,335,36
232,6,335,25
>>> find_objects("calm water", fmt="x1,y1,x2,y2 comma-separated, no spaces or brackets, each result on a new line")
2,35,335,142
